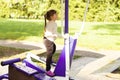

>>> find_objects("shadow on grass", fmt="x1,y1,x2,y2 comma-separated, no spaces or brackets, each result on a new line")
92,24,120,30
90,23,120,36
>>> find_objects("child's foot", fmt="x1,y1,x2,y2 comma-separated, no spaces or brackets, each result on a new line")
46,71,55,77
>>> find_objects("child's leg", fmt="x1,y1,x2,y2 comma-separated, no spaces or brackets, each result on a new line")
53,43,56,54
51,43,56,63
46,52,52,71
46,43,56,71
44,39,54,71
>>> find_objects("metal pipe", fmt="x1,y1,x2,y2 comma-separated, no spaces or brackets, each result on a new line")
1,58,21,66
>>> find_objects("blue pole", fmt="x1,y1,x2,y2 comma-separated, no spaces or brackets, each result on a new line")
64,0,69,34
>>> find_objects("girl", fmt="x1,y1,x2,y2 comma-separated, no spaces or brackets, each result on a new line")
43,9,58,77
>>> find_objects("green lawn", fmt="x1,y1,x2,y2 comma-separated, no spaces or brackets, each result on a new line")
0,18,120,50
71,22,120,50
0,18,44,40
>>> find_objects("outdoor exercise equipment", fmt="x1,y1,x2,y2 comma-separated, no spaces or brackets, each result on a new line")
0,36,77,80
0,58,56,80
0,0,89,80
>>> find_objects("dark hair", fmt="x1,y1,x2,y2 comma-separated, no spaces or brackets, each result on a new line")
44,9,57,28
45,9,57,21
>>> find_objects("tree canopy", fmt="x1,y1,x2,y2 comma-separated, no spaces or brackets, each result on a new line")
0,0,120,22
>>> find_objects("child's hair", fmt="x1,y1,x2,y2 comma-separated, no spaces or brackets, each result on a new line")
44,9,57,28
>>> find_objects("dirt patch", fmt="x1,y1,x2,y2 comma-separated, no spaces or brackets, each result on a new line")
0,46,29,58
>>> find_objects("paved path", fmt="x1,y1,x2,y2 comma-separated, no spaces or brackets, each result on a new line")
75,73,120,80
0,40,45,50
70,57,97,77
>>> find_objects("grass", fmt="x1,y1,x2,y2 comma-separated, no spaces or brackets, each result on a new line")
0,18,44,40
69,22,120,50
0,18,120,50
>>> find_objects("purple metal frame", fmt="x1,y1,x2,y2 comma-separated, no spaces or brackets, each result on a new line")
1,58,21,66
54,37,77,77
70,37,77,67
13,64,38,76
0,74,8,80
53,0,75,77
64,0,69,34
23,59,46,73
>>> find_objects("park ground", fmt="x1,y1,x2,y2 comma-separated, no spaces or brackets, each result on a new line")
0,19,120,80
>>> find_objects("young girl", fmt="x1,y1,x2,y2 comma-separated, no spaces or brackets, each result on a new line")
43,9,58,77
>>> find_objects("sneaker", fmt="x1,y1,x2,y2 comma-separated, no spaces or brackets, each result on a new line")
46,71,55,77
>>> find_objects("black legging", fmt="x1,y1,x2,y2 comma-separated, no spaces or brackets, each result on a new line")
44,38,56,71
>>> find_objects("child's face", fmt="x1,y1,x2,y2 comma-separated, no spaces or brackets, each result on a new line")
51,13,57,21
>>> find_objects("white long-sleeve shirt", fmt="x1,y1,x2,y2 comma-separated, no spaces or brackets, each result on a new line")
44,21,58,42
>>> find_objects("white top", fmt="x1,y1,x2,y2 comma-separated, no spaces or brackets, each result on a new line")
44,21,58,42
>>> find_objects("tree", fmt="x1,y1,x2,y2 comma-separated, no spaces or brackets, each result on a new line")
0,0,119,22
